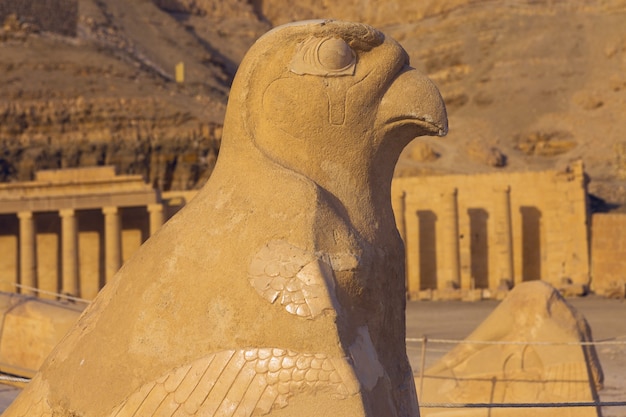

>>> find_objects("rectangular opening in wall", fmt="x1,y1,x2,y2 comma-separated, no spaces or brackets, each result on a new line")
0,214,18,292
468,208,489,289
77,209,104,299
35,211,61,299
520,206,542,281
417,210,437,290
120,206,150,263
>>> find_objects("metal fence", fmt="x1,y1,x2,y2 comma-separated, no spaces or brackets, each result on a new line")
407,336,626,412
1,331,625,414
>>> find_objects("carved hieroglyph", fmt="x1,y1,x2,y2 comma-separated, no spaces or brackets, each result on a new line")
3,20,447,417
419,281,604,417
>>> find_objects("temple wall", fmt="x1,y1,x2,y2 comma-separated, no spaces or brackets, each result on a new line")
78,211,103,300
0,216,18,293
0,163,611,301
0,167,160,300
0,209,152,299
392,162,590,298
591,213,626,296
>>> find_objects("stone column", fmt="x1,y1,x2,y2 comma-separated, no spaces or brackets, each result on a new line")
18,211,37,295
495,186,514,287
441,189,460,289
147,203,164,236
404,202,421,298
60,209,79,296
103,206,122,283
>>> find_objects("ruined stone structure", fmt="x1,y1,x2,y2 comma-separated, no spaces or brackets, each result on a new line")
392,161,590,299
591,213,626,297
0,166,164,300
0,0,78,36
0,161,598,303
420,281,604,417
0,293,82,378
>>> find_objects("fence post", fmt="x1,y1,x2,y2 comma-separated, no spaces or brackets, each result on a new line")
419,335,428,400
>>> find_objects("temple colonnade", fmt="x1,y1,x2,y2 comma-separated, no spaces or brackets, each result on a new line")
9,205,163,298
0,162,605,301
391,161,590,299
0,167,170,299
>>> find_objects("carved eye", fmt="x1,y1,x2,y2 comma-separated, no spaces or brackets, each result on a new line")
290,36,356,77
317,38,355,71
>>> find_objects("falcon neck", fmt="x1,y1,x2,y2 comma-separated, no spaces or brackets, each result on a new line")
313,168,397,242
215,135,398,242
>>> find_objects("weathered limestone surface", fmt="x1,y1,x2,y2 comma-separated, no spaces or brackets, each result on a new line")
419,281,604,416
3,20,447,416
0,293,83,378
591,213,626,298
0,167,160,299
392,162,590,298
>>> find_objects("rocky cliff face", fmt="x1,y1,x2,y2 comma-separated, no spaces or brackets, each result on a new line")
0,0,78,36
0,0,236,190
1,0,626,203
0,97,222,189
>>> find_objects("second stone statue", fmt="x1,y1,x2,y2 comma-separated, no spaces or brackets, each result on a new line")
3,19,447,417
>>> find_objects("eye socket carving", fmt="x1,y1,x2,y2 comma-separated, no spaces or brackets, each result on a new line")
290,36,356,77
318,38,355,71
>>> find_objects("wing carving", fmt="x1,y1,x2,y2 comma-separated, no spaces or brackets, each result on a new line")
248,240,337,318
110,348,359,417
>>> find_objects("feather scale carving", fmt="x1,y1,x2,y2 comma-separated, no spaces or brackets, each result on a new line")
248,240,337,318
109,348,359,417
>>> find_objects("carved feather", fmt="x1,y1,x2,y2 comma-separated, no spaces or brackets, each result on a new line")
248,240,337,319
109,348,359,417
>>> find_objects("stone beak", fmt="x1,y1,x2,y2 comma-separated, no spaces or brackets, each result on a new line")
378,66,448,138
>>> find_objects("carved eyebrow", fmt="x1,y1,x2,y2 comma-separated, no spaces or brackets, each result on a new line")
290,37,357,77
315,21,384,51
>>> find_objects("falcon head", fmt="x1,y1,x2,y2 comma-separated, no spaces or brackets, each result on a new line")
220,19,447,197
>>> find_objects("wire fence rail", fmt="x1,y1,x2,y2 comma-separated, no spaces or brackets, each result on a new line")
13,284,91,304
0,374,30,384
420,401,626,408
406,336,626,346
411,335,626,411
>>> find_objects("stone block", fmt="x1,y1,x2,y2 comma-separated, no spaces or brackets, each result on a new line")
0,293,83,378
558,278,589,297
432,289,463,301
595,280,626,299
591,213,626,295
461,289,483,302
418,281,603,416
416,289,434,301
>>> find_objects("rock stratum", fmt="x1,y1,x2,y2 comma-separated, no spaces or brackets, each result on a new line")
1,0,626,201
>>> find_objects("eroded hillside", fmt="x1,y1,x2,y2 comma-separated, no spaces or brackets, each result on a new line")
1,0,626,204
